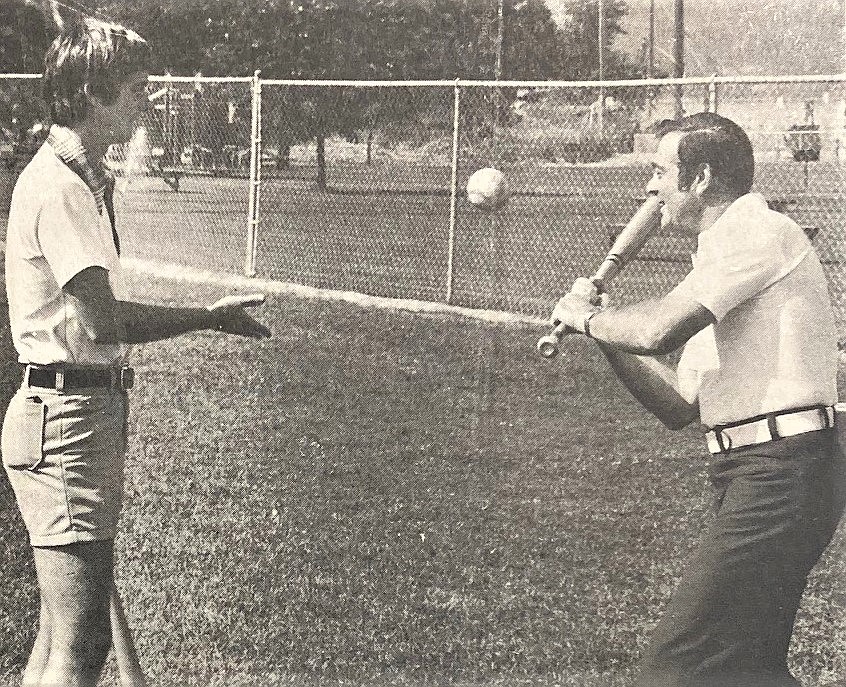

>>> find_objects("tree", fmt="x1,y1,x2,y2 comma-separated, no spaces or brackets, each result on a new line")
555,0,637,80
91,0,638,183
0,1,51,145
0,0,51,72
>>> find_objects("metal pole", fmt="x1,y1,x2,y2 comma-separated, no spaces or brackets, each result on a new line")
245,70,262,277
495,0,503,81
446,80,461,304
708,77,718,113
674,0,685,118
648,0,655,78
494,0,504,128
598,0,604,133
164,73,173,166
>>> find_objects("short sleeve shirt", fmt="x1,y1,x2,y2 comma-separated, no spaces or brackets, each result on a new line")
674,193,838,427
5,142,126,366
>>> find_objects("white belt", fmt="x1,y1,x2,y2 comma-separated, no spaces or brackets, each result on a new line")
706,406,834,454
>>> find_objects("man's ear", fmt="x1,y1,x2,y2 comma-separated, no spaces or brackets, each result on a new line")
693,163,712,197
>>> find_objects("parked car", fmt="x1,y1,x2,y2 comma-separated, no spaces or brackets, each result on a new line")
180,144,215,168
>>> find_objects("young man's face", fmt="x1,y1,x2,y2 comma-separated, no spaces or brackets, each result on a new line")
646,131,702,235
94,71,149,143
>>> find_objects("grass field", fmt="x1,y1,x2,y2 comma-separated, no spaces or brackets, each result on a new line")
0,156,845,685
0,271,843,686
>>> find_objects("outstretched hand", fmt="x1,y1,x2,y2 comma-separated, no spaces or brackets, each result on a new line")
207,293,271,339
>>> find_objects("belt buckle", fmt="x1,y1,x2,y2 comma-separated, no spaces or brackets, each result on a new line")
119,366,134,390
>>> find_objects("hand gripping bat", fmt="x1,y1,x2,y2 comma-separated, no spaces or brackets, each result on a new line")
536,195,663,358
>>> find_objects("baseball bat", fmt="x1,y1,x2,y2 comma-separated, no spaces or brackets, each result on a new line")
537,195,663,358
110,584,147,687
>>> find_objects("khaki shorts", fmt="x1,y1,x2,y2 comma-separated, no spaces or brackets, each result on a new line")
2,386,128,546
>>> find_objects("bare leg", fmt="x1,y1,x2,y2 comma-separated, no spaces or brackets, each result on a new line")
21,600,51,687
32,540,114,687
110,584,146,687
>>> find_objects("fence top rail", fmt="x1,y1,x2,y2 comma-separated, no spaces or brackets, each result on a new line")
148,75,253,84
257,74,846,88
5,73,846,87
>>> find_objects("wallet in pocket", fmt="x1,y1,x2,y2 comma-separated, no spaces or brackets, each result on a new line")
1,395,46,470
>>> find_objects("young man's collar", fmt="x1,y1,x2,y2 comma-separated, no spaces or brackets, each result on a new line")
46,124,111,214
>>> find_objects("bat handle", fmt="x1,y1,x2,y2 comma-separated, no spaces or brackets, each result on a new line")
537,272,604,358
536,322,572,358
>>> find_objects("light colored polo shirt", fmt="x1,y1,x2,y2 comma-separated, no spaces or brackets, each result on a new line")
5,141,126,366
675,193,838,427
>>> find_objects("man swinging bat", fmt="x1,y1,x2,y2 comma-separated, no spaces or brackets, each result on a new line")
550,112,846,687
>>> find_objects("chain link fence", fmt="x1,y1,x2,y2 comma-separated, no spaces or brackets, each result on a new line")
2,74,846,334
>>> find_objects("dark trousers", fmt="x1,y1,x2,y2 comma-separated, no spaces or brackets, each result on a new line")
634,429,846,687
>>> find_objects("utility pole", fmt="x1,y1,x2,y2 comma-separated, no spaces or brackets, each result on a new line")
674,0,685,118
494,0,504,129
648,0,655,78
495,0,504,81
598,0,605,133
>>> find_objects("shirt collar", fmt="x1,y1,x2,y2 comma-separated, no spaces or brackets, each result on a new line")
695,193,769,256
46,124,111,214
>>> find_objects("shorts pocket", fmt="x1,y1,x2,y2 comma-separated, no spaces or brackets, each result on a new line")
2,395,46,470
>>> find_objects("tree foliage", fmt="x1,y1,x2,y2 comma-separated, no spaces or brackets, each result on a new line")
0,0,51,72
3,0,638,179
97,0,624,81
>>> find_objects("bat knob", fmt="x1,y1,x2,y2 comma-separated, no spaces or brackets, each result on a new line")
536,334,559,358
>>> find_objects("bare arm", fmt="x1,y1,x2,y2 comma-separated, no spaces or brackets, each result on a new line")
551,279,713,428
63,267,270,345
582,288,715,356
596,344,699,429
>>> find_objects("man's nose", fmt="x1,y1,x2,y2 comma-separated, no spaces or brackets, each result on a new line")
645,178,660,195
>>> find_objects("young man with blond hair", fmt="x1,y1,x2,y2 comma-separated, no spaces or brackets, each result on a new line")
3,16,269,687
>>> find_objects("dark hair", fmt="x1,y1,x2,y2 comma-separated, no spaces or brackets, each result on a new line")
653,112,754,198
43,17,151,126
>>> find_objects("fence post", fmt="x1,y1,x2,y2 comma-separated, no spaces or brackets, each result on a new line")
164,72,174,165
245,69,262,277
708,75,719,113
446,79,461,304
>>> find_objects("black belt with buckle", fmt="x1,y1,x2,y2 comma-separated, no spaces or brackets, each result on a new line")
24,365,134,391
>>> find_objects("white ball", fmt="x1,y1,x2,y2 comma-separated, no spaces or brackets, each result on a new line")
466,167,510,211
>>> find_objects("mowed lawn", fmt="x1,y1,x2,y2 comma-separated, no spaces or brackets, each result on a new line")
0,272,844,686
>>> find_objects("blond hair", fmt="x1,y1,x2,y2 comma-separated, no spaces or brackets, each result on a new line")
44,17,150,126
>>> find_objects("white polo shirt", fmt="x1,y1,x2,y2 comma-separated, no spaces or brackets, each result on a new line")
5,142,126,366
675,193,838,428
